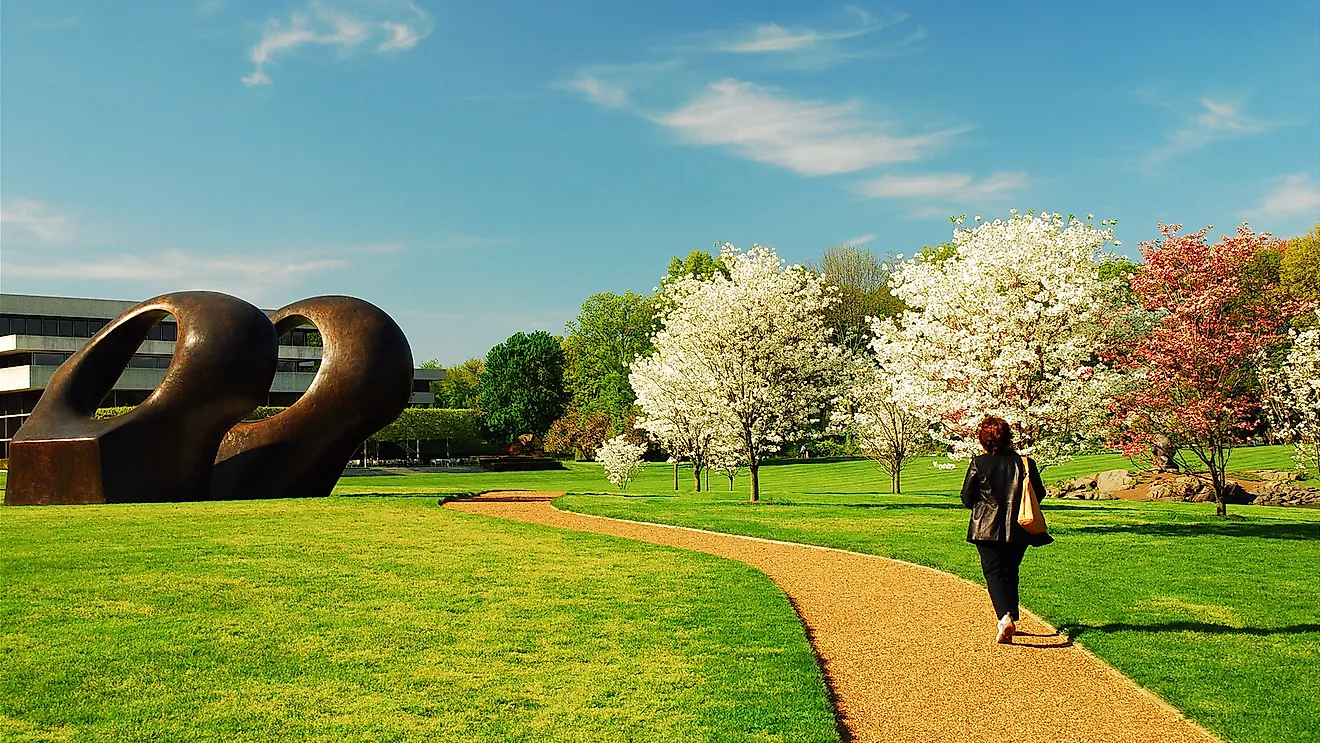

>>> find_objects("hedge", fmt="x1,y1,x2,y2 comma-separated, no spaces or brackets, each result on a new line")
90,406,484,446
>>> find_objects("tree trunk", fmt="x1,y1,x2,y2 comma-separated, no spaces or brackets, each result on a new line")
1211,461,1229,518
749,464,760,503
673,460,679,490
692,461,701,492
728,475,735,491
892,467,901,495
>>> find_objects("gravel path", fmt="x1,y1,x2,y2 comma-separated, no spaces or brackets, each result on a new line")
446,491,1220,743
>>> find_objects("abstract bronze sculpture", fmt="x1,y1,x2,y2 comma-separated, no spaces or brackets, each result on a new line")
5,292,278,505
211,296,413,500
4,292,413,506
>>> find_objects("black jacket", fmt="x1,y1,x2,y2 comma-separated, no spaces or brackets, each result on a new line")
960,453,1054,546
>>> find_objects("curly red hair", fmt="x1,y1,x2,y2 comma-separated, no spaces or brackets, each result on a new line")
977,416,1014,455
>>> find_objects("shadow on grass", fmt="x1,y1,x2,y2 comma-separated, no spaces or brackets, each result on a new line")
763,500,966,510
1064,521,1320,541
1065,621,1320,638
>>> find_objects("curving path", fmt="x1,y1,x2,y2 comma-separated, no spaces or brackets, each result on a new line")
446,491,1220,743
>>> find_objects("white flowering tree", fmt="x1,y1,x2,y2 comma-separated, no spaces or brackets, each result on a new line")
837,356,931,493
872,212,1125,466
595,434,647,490
630,352,724,491
1260,317,1320,478
708,435,746,492
635,244,843,502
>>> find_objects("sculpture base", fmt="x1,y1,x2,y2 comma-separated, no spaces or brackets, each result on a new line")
5,439,106,506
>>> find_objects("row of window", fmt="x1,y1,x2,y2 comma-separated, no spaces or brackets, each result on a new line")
0,352,320,373
0,314,179,341
1,314,321,347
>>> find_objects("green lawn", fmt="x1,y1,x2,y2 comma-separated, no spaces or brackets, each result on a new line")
2,446,1315,742
526,449,1318,743
0,497,839,742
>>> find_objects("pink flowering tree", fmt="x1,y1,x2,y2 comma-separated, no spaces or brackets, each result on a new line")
1108,223,1299,517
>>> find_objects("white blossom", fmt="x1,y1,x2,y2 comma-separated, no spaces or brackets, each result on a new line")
835,355,932,493
595,434,647,490
872,211,1124,467
632,243,844,501
1260,315,1320,478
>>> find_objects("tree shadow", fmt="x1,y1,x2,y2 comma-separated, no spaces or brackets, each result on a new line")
1063,521,1320,541
764,500,966,510
1064,621,1320,638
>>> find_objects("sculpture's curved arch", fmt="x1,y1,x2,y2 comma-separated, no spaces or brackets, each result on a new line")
5,292,277,505
211,296,413,500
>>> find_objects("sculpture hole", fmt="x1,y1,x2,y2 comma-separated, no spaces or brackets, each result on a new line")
96,313,178,417
268,319,324,408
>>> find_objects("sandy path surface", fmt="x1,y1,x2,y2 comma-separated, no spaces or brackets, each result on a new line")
446,491,1220,743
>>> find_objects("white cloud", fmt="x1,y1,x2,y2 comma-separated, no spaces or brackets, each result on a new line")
1147,97,1274,164
654,80,963,176
844,232,877,245
561,73,631,109
856,171,1026,201
692,7,923,69
378,21,421,51
5,250,348,285
0,199,78,244
242,0,432,86
720,8,899,53
554,60,681,111
1246,174,1320,219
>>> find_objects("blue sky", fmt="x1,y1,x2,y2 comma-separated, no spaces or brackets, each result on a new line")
2,0,1318,364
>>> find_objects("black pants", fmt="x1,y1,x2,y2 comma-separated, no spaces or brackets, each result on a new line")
975,541,1028,621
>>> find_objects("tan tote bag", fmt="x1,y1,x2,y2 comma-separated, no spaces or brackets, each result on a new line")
1017,455,1048,535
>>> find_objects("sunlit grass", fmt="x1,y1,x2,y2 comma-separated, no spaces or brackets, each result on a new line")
0,498,839,742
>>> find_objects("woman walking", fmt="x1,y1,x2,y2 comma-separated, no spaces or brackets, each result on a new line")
959,416,1053,644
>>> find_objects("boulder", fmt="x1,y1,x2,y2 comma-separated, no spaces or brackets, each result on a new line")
1096,469,1135,494
1258,470,1302,483
1251,482,1320,507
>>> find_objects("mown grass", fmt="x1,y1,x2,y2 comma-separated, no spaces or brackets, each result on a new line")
329,446,1305,500
535,449,1320,743
0,497,839,742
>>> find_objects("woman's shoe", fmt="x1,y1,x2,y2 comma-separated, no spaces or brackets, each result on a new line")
996,614,1016,644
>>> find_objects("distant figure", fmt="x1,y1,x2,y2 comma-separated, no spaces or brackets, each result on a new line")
959,416,1053,644
799,444,809,459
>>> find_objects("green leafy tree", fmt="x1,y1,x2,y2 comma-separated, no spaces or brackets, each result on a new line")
425,357,484,409
665,249,730,284
808,243,904,352
1282,220,1320,321
563,291,657,430
478,331,568,443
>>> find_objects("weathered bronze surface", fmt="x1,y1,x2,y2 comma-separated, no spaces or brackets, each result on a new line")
211,296,414,500
4,292,278,506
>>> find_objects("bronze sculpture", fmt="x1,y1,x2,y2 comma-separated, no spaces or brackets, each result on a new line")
211,296,413,500
4,292,278,505
4,292,413,506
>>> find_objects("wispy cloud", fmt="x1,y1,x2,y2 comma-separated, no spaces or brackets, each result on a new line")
1245,174,1320,220
653,80,963,176
560,73,631,109
5,251,347,283
552,60,681,111
242,0,432,86
844,232,877,245
855,171,1025,201
686,6,924,69
718,7,900,53
0,198,78,244
1146,97,1275,164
